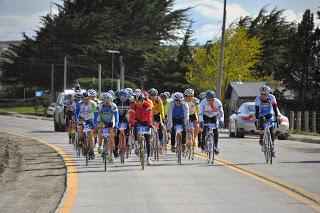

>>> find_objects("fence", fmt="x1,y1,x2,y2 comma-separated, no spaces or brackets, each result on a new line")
288,111,320,133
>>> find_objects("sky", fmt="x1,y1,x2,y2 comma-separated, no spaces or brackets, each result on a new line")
0,0,319,44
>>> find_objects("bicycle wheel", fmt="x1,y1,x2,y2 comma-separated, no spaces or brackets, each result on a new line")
177,134,182,165
119,133,125,164
267,134,273,164
104,138,108,171
263,133,269,163
139,137,145,170
155,132,159,161
83,135,89,166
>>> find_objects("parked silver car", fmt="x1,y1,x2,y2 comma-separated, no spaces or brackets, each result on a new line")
54,89,85,132
228,102,289,140
46,103,56,117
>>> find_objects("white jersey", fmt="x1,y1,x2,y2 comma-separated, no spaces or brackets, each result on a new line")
186,97,199,115
79,100,97,121
199,98,224,123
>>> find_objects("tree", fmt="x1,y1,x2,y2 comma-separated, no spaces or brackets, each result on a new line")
276,9,320,103
1,0,190,92
239,7,294,77
186,26,261,97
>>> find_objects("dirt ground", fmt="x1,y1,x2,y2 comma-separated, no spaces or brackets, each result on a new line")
0,132,66,213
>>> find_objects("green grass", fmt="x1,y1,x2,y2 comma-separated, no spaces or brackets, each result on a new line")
0,105,46,116
289,130,320,136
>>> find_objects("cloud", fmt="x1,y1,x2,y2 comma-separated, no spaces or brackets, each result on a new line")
0,8,58,41
193,23,222,43
282,9,303,23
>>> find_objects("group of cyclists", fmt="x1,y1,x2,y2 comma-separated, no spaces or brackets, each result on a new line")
64,80,279,166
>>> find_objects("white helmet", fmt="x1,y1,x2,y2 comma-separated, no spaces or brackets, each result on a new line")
101,92,113,102
87,89,96,97
134,88,141,94
259,85,271,95
173,92,184,101
125,88,133,93
184,88,194,97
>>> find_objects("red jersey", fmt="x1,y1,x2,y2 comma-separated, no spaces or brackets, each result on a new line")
129,101,153,127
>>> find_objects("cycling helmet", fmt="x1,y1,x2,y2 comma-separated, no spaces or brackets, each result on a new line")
134,92,145,101
101,92,113,102
148,88,158,96
184,88,194,97
119,89,129,99
160,92,168,99
173,92,184,101
82,91,89,99
259,85,271,95
87,89,97,97
164,91,170,98
125,88,133,93
205,90,216,99
198,92,205,99
134,88,141,94
142,91,149,99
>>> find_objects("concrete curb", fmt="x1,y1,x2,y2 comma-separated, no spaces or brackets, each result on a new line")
0,111,53,121
219,128,320,144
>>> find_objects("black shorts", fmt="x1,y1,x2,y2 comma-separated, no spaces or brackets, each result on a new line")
153,114,161,123
189,114,197,122
258,114,272,130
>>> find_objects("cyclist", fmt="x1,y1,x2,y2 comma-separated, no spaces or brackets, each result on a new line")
167,92,189,152
129,92,153,165
88,89,100,145
148,88,165,152
73,80,81,92
184,88,200,147
114,89,132,157
65,93,75,144
197,92,206,148
160,92,171,119
255,85,278,157
199,90,224,154
76,91,98,159
94,92,119,162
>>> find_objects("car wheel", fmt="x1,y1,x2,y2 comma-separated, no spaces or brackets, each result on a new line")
235,123,245,138
54,116,59,131
278,133,288,140
229,122,235,137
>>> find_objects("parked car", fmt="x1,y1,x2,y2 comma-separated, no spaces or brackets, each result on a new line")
54,89,85,132
228,102,289,140
46,103,56,117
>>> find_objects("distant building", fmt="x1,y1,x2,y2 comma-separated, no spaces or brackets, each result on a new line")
225,81,266,112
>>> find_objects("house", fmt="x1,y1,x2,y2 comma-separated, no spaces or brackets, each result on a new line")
225,81,266,112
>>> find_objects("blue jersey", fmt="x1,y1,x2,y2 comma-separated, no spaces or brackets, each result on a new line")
94,103,119,127
172,105,185,119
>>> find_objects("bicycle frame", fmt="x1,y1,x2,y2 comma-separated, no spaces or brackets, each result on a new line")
185,122,194,160
174,125,184,165
262,120,275,164
82,123,94,166
204,123,217,164
118,122,128,164
100,127,110,171
136,126,151,170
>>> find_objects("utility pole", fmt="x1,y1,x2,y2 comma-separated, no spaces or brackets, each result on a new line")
217,0,227,99
120,56,125,89
98,64,102,98
111,53,114,90
50,0,53,18
51,64,54,101
64,56,67,91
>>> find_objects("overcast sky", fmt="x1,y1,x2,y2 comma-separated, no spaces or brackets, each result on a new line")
0,0,319,44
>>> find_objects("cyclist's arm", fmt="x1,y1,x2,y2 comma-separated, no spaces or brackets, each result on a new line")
128,105,136,127
113,104,119,127
182,101,189,127
167,102,174,129
217,99,224,123
199,99,205,123
159,99,165,123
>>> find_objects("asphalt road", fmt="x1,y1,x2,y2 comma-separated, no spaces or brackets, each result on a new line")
0,115,319,213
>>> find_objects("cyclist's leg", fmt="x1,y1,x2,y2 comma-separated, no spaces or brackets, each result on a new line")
171,127,176,150
109,127,115,157
145,133,151,157
114,128,120,157
213,128,219,154
97,123,104,147
193,120,199,147
258,116,265,145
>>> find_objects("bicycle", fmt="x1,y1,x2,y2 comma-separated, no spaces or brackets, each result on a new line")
152,122,160,161
82,123,94,166
185,122,194,160
118,122,128,164
204,123,217,164
262,119,276,164
174,125,184,165
100,127,110,171
73,123,81,157
136,125,150,170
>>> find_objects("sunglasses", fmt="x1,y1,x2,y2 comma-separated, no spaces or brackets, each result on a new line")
174,99,181,103
260,93,267,96
207,99,214,102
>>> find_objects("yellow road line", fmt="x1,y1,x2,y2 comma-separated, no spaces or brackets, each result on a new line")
194,152,320,212
0,130,77,213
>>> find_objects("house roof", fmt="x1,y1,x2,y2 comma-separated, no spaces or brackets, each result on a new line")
226,81,266,99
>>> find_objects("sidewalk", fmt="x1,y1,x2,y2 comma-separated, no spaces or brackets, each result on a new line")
218,128,320,144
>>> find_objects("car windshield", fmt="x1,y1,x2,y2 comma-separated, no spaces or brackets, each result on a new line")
247,105,255,112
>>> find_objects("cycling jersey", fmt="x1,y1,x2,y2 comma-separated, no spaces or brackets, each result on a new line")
129,101,153,127
150,96,165,122
199,98,224,124
94,102,119,127
77,100,97,121
167,101,189,129
162,99,171,118
186,97,200,120
255,94,277,117
91,97,101,105
114,98,132,122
